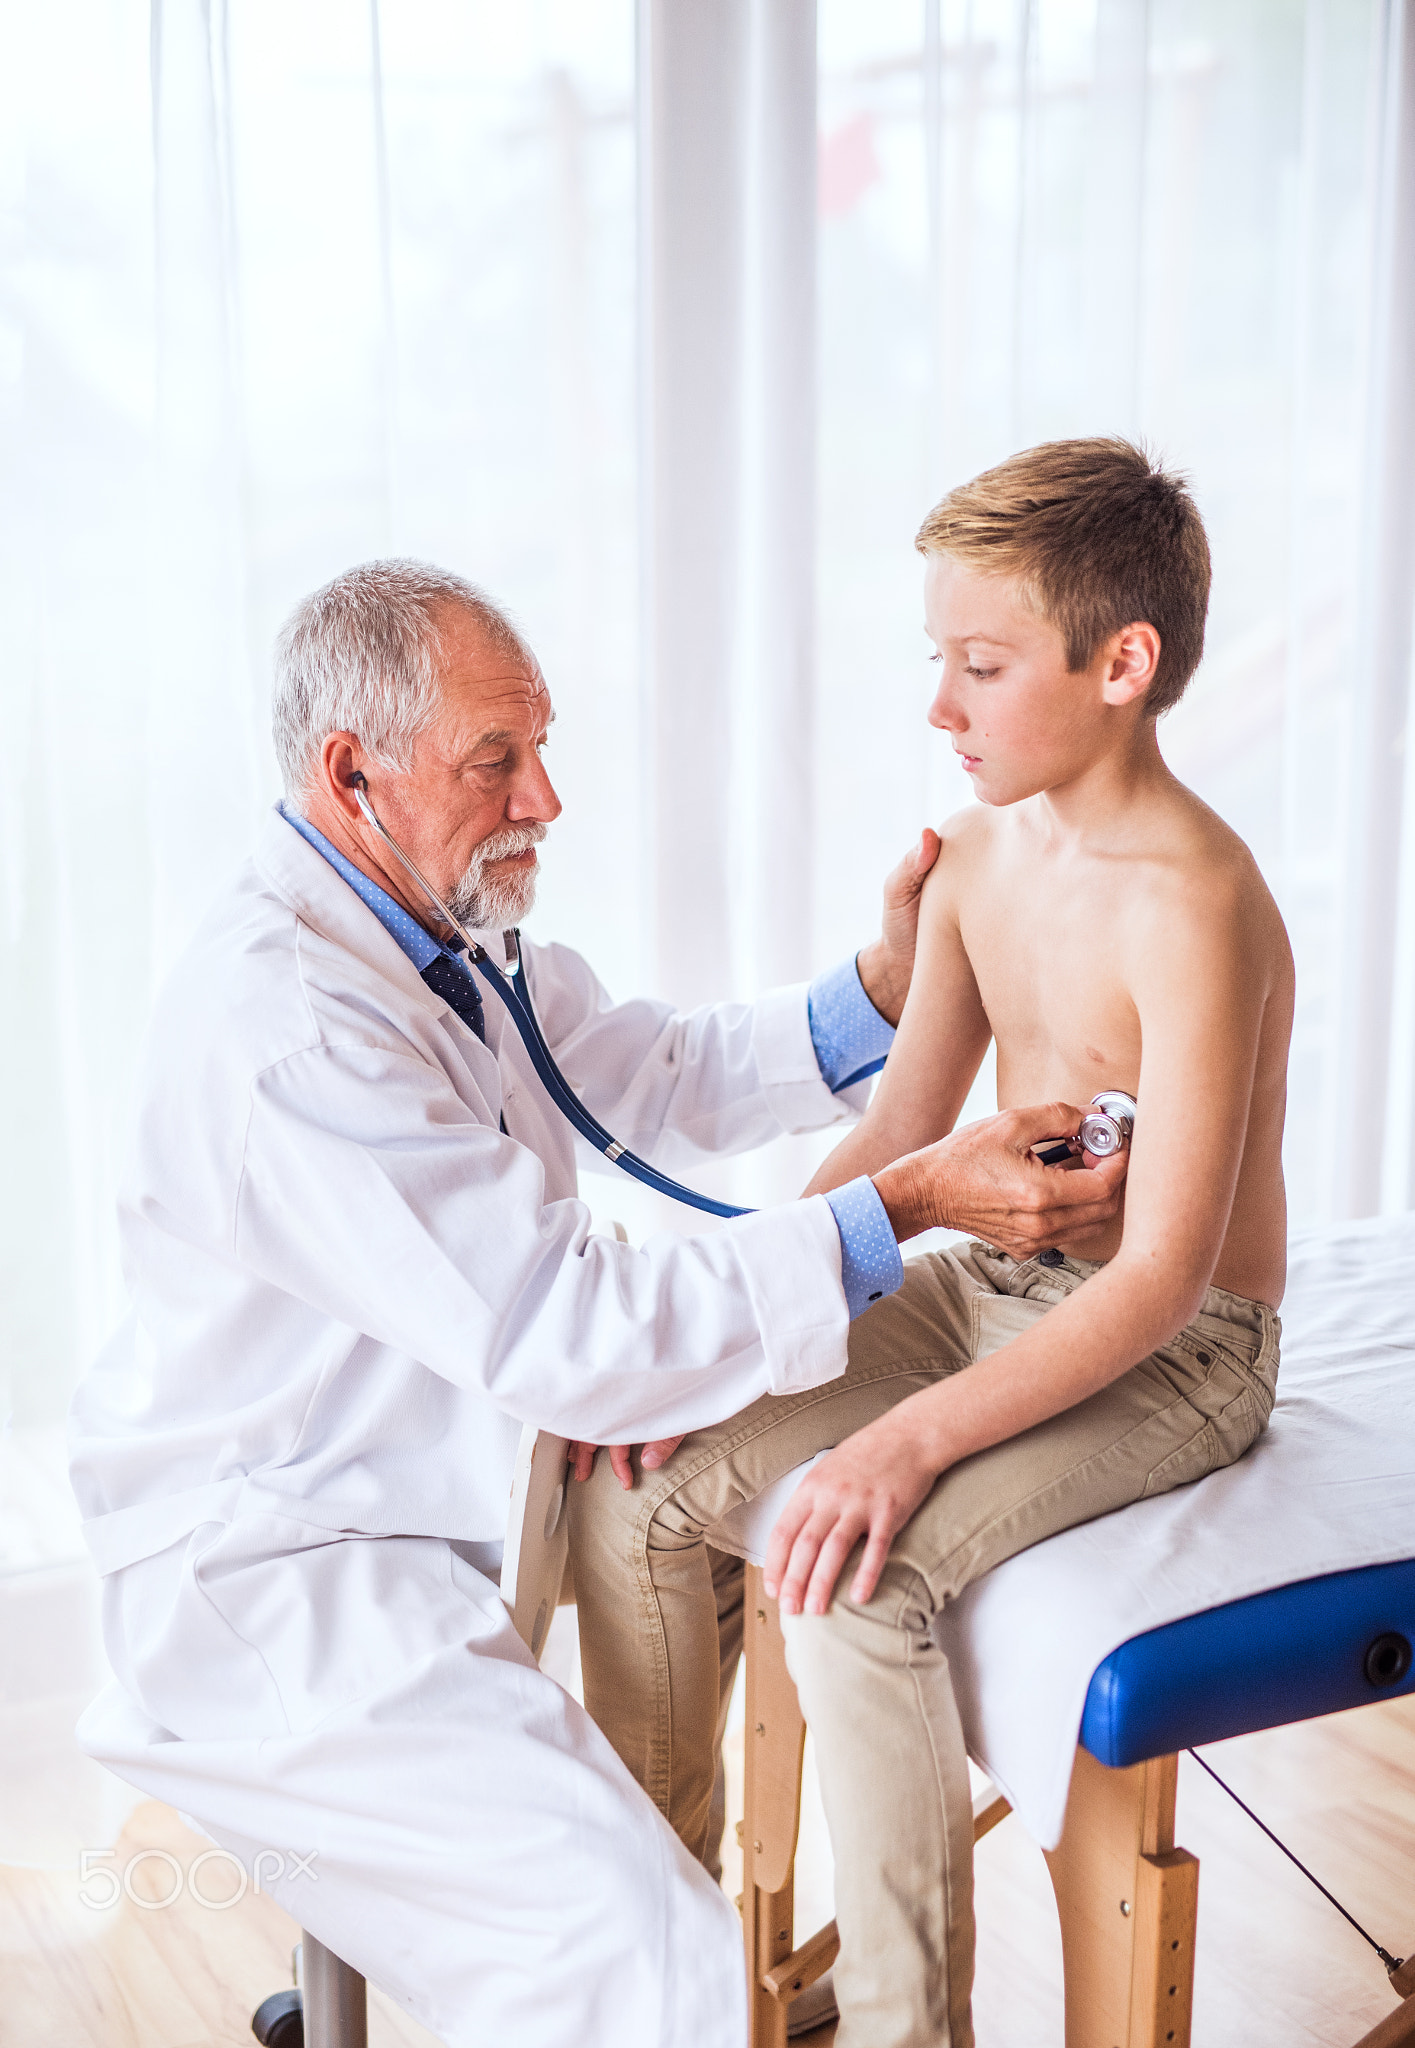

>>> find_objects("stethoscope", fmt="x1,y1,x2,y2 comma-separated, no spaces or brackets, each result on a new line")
352,776,752,1220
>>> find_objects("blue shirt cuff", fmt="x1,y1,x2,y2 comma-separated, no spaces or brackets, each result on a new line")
807,955,897,1094
823,1176,905,1320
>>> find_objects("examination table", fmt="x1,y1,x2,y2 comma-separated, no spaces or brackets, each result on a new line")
718,1209,1415,2047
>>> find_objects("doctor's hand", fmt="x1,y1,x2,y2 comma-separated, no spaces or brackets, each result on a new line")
763,1401,940,1617
873,1102,1129,1262
568,1437,686,1489
855,828,943,1028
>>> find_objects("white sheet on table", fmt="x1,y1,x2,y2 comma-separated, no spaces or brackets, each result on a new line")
710,1212,1415,1849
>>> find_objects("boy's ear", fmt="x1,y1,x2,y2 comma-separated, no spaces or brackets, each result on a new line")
1101,622,1161,709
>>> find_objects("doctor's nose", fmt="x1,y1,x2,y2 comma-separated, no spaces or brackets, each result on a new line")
509,751,563,827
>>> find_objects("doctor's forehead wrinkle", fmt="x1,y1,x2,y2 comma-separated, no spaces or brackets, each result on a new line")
450,696,556,766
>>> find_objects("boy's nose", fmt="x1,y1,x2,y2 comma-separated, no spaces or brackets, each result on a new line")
928,681,964,733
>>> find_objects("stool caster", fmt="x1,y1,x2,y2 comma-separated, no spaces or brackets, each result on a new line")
251,1987,303,2047
254,1932,367,2048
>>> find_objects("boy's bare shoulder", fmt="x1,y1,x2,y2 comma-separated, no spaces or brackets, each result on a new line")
916,803,998,920
1126,784,1292,984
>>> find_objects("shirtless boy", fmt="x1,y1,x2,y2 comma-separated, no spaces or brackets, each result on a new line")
569,437,1293,2048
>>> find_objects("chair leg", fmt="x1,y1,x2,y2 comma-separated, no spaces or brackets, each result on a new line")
1042,1748,1198,2048
301,1932,369,2048
742,1566,809,2048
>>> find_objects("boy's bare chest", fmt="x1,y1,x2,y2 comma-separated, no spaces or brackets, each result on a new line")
957,865,1143,1099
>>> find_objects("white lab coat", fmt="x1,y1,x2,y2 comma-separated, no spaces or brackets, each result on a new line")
70,806,861,2047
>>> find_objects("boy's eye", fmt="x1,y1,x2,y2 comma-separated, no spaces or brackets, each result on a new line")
966,665,999,679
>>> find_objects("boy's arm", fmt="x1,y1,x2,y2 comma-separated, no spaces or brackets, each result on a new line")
767,869,1276,1616
801,838,993,1195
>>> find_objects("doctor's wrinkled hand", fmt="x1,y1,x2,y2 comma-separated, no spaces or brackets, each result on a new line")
854,827,943,1027
872,1101,1130,1263
569,1437,685,1488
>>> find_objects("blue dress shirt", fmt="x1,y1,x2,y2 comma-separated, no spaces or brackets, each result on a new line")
280,805,903,1320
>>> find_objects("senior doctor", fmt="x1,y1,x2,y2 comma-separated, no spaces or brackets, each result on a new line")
70,559,1127,2048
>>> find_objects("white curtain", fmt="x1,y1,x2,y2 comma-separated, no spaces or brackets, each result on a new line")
2,0,1414,1856
1,0,641,1443
1,0,642,1861
638,0,817,1012
811,0,1415,1228
4,0,1413,1420
1356,0,1415,1214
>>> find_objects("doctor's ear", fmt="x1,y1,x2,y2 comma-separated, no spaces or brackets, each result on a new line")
318,732,371,816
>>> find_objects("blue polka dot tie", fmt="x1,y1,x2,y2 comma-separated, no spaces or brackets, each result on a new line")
422,952,487,1044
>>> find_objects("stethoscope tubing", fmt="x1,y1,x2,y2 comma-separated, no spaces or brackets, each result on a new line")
473,948,753,1220
351,780,753,1219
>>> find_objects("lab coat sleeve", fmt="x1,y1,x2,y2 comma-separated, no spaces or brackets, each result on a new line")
233,1044,850,1443
520,940,856,1172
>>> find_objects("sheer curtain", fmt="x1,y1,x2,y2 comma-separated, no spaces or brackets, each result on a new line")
2,0,1413,1857
1,0,640,1444
1,0,641,1861
811,0,1415,1228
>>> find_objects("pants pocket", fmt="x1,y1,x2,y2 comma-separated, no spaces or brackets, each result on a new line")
969,1290,1051,1363
1142,1418,1218,1496
1141,1381,1262,1498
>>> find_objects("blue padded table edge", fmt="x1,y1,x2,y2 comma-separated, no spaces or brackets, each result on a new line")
1080,1557,1415,1768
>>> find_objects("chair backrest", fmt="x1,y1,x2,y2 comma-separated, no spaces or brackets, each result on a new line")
501,1424,571,1660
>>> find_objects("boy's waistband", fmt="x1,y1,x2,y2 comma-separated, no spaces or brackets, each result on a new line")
964,1241,1280,1359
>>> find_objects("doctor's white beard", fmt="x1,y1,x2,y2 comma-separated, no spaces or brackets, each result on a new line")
447,821,547,930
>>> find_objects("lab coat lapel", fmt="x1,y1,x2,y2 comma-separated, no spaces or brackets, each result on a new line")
252,805,452,1026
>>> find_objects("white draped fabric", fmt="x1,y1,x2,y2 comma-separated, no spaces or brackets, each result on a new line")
2,0,1414,1852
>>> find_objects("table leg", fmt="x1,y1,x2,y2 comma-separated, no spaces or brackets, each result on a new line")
1043,1747,1198,2048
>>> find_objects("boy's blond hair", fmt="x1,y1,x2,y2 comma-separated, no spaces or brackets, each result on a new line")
915,437,1211,716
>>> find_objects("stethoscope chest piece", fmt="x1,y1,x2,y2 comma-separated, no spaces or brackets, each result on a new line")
1078,1090,1137,1158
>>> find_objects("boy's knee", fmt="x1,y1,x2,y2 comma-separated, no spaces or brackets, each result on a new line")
783,1553,937,1686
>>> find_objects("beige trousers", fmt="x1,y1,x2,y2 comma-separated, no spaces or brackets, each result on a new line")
568,1243,1280,2048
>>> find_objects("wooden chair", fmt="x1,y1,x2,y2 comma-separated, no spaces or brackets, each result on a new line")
739,1563,1415,2048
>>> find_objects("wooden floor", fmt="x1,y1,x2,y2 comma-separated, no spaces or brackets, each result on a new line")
2,1695,1411,2046
717,1693,1415,2048
0,1800,439,2048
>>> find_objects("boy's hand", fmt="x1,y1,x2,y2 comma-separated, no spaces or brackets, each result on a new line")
763,1400,940,1615
873,1102,1129,1258
568,1437,686,1487
856,829,943,1027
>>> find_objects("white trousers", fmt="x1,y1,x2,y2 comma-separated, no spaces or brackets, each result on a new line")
78,1519,745,2048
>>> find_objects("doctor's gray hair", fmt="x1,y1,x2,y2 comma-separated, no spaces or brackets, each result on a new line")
272,559,532,806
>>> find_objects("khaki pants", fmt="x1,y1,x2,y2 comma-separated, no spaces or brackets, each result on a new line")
568,1243,1280,2048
